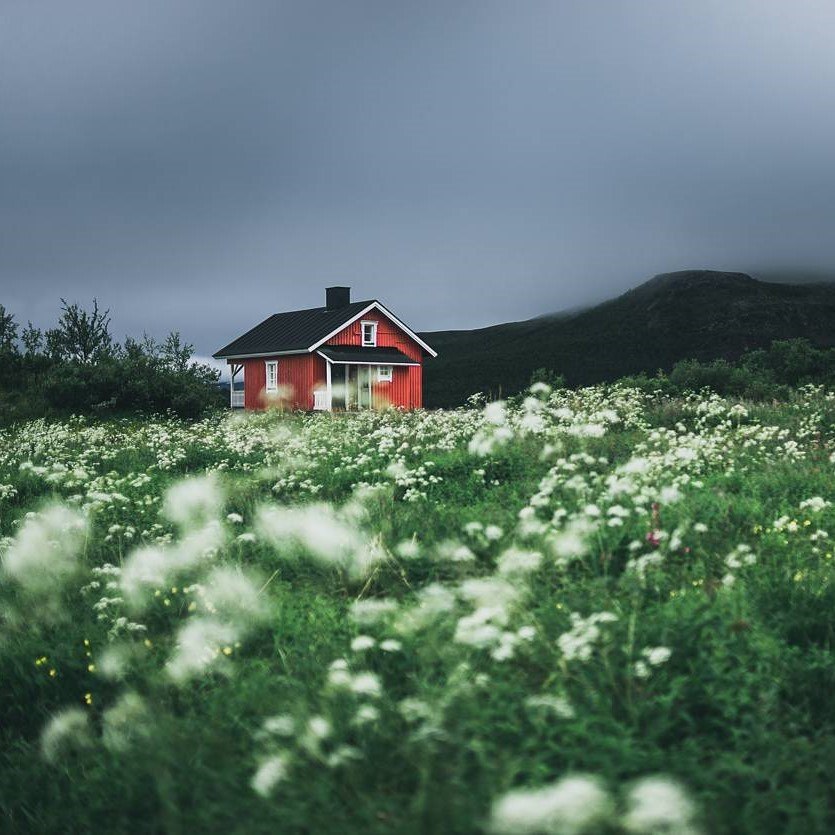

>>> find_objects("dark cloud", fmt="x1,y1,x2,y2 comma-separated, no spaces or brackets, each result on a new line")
2,0,835,367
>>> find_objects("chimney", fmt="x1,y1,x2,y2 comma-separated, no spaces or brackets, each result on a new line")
326,286,351,309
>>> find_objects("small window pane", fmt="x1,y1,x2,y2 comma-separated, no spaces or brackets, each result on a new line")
266,361,278,391
362,322,377,346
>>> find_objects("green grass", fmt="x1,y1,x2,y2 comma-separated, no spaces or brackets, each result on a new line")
1,388,835,833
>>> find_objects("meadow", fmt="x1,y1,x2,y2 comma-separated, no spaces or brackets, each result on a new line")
1,384,835,834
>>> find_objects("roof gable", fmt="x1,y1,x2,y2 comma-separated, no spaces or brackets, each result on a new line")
213,300,436,359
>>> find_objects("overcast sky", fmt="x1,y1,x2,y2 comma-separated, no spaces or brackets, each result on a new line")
3,0,835,367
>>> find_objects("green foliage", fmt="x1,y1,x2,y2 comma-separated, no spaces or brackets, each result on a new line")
0,304,18,356
0,299,222,423
1,389,835,833
529,367,566,389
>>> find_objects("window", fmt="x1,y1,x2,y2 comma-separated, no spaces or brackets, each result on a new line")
361,321,377,346
377,365,392,382
265,360,278,391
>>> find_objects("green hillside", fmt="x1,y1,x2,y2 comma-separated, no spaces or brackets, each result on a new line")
421,270,835,407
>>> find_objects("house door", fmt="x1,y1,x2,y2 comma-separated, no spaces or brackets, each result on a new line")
357,366,372,409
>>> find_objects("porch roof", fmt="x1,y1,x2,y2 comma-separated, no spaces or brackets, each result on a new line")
317,346,419,366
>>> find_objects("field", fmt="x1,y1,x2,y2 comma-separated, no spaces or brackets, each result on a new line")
2,385,835,834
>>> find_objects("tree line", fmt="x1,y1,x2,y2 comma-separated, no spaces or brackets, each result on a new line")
527,339,835,401
0,300,223,423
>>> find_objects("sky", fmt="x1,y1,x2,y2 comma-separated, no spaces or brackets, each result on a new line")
3,0,835,372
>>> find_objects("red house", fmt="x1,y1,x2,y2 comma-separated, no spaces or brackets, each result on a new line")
213,287,437,411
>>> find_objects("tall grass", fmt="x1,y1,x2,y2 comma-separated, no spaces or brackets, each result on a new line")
1,386,835,833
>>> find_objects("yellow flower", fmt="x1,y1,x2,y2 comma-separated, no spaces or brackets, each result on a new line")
222,646,233,656
84,693,93,705
49,669,57,677
144,639,153,648
87,663,96,673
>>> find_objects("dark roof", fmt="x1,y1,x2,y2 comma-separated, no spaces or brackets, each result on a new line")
317,346,419,365
213,300,376,358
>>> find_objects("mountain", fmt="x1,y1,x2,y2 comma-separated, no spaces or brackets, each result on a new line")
420,270,835,407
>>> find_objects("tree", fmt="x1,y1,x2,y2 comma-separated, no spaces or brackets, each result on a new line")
53,299,113,364
21,322,43,358
161,331,194,373
0,304,18,356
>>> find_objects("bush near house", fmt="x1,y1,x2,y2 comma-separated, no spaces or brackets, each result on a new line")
0,301,222,424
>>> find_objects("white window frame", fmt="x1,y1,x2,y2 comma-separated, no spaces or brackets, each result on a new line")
361,320,378,347
265,360,278,391
377,365,392,382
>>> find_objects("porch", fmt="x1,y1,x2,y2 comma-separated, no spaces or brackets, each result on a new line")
229,363,245,408
313,346,419,411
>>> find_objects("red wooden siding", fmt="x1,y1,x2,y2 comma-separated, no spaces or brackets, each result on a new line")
325,309,423,362
233,307,426,411
238,354,326,411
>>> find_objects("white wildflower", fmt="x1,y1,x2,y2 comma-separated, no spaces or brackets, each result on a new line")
251,754,290,797
40,707,93,763
622,777,699,834
201,566,267,624
165,618,239,683
488,774,613,834
497,548,543,576
351,635,376,652
350,672,382,698
102,692,151,752
2,505,87,594
643,646,672,666
163,474,223,529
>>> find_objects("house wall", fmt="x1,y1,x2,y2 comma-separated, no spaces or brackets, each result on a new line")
233,307,426,411
326,308,423,409
237,353,326,410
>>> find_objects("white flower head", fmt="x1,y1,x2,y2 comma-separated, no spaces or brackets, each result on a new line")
202,566,268,625
163,474,223,529
255,503,378,580
643,646,672,666
102,692,152,752
622,776,699,834
497,548,543,577
251,754,290,797
165,618,239,684
489,774,613,834
2,505,87,595
41,707,93,763
351,635,376,652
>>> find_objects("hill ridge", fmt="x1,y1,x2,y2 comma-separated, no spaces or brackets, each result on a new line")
421,270,835,407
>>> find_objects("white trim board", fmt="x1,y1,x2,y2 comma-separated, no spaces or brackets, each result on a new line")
221,349,307,360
